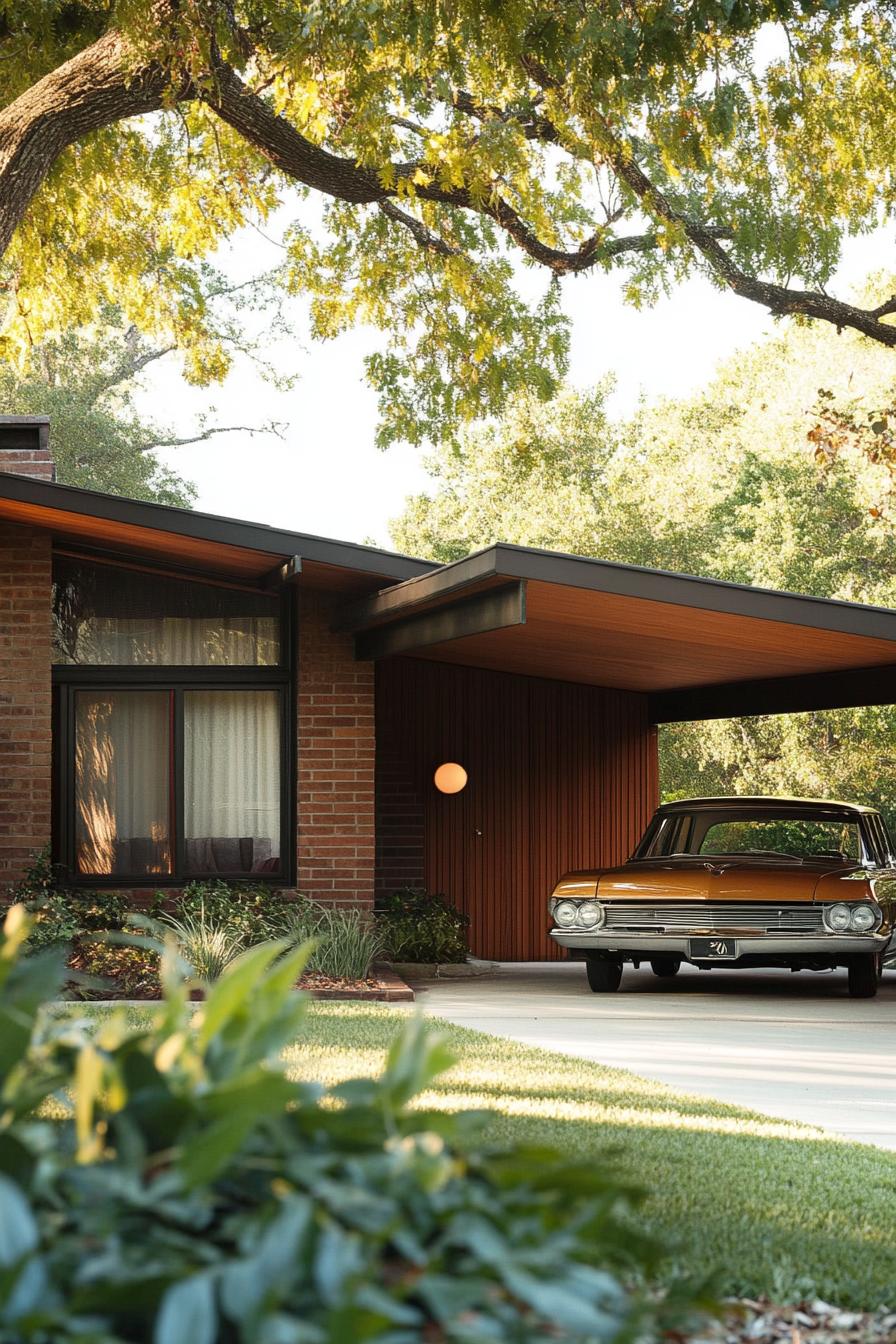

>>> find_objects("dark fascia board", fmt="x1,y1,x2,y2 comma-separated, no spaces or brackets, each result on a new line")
650,662,896,724
341,541,896,645
0,471,434,582
355,581,526,660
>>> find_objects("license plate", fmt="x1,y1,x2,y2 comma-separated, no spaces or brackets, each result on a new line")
689,937,738,961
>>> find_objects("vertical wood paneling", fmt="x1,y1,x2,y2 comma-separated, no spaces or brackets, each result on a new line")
375,657,658,961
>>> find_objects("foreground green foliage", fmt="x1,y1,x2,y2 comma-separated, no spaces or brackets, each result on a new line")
377,889,470,965
0,908,701,1342
280,1004,896,1312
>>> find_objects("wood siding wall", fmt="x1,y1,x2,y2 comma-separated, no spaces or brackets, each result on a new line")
376,658,658,961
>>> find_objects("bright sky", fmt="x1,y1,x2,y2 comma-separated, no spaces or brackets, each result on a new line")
137,226,892,553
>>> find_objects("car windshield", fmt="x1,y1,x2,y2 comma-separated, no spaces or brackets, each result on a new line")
639,810,864,863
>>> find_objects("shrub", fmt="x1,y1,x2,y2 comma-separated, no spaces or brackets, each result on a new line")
67,940,160,1000
144,904,246,982
149,879,292,946
377,886,470,963
278,900,385,980
4,849,129,952
0,904,705,1342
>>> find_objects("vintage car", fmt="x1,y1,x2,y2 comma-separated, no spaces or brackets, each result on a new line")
549,797,896,998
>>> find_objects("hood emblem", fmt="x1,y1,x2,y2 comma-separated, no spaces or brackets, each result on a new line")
704,862,733,875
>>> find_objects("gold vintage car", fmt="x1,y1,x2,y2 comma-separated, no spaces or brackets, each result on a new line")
549,797,896,999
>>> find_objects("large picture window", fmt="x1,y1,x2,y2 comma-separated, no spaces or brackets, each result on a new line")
53,556,292,884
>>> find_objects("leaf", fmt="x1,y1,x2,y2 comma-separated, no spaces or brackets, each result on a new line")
0,1176,38,1267
178,1113,257,1188
74,1044,104,1162
381,1016,456,1108
197,939,290,1046
154,1274,216,1344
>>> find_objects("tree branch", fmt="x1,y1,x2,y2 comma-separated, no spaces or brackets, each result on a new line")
521,54,896,347
88,334,178,403
146,421,285,450
378,202,464,258
197,60,388,204
603,133,896,347
0,15,189,258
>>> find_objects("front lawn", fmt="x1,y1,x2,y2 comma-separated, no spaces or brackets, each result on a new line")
67,1000,896,1310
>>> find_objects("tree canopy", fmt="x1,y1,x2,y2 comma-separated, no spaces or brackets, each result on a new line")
391,316,896,826
3,1,896,447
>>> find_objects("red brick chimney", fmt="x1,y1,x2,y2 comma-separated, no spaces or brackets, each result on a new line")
0,415,54,482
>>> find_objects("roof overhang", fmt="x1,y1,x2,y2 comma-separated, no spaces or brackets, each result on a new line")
340,543,896,721
0,472,433,593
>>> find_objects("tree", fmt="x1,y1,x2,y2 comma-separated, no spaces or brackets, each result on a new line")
3,2,896,448
392,316,896,827
0,309,285,505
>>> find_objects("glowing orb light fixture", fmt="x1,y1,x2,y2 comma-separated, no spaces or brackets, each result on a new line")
434,762,468,794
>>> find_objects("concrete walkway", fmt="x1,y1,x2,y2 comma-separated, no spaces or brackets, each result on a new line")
413,961,896,1149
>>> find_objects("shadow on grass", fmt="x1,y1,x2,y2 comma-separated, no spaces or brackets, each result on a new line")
290,1003,896,1309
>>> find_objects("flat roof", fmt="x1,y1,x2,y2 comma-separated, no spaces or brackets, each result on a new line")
342,542,896,718
0,472,433,592
4,472,896,720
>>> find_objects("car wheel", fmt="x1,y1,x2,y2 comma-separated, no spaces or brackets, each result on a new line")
847,954,879,999
650,956,681,978
585,956,623,993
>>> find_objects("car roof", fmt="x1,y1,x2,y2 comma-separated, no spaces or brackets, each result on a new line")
656,796,878,816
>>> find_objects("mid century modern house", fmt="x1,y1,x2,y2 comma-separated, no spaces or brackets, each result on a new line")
4,414,896,960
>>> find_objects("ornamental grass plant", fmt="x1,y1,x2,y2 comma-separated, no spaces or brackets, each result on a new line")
277,899,385,981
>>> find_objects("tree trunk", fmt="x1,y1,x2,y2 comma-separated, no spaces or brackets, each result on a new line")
0,30,175,259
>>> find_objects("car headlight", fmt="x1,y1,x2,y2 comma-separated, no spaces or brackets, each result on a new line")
850,904,880,933
554,901,578,927
576,901,604,929
824,903,852,932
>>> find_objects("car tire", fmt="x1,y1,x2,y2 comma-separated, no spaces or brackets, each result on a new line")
585,956,623,993
847,954,880,999
650,956,681,978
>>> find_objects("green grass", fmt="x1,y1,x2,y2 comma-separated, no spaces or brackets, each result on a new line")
59,1000,896,1309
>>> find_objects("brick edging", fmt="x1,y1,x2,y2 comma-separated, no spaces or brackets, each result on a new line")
307,969,414,1002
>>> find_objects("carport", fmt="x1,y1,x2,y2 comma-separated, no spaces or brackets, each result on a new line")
344,543,896,960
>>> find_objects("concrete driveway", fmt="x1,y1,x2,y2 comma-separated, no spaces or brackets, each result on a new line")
414,961,896,1149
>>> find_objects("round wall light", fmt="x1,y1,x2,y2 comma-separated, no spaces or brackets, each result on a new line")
434,762,468,794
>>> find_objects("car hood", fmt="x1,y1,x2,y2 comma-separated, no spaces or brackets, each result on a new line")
591,858,864,903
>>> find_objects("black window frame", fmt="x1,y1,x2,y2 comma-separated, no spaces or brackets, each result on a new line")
52,559,295,888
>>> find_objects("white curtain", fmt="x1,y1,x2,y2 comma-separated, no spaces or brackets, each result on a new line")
183,691,281,873
75,691,171,875
67,616,279,666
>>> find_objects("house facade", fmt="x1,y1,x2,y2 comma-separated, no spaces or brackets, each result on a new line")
4,416,896,960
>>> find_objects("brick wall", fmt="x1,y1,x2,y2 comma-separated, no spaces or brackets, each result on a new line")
296,589,376,909
0,449,54,482
0,522,52,889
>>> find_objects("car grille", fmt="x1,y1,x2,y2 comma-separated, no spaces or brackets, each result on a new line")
602,902,825,934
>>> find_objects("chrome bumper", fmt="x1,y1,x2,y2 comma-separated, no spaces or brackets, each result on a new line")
549,930,891,957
